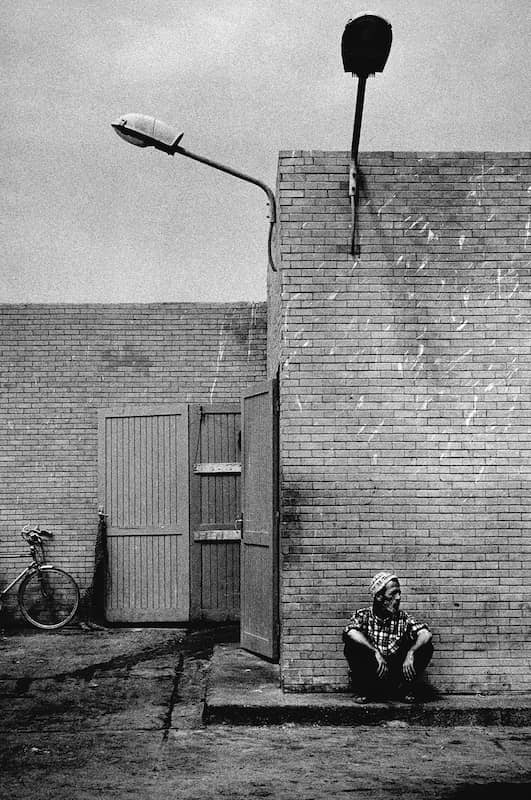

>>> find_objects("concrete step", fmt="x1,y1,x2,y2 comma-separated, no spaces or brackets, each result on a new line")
205,643,531,727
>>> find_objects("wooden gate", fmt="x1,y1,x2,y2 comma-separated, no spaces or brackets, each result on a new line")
98,404,189,622
240,380,279,660
189,404,241,620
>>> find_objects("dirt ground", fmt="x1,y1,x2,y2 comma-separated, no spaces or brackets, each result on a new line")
0,628,530,799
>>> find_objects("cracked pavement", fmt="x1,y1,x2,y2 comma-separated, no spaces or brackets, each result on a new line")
0,626,530,799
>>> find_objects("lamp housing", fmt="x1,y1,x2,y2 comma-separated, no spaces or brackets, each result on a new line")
342,15,392,77
111,113,184,154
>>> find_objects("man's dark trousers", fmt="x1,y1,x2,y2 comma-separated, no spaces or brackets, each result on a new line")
343,633,434,697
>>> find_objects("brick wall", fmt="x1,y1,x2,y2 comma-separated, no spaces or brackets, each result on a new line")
0,303,267,600
274,151,531,693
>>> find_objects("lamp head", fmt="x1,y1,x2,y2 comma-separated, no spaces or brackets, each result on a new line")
342,14,392,77
111,113,184,154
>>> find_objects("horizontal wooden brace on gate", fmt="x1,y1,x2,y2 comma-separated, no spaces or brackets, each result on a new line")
193,530,242,542
193,462,241,474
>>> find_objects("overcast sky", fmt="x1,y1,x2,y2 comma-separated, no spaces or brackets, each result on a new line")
2,0,530,304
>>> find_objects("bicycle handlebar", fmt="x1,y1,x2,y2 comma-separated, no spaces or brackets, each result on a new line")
21,525,54,542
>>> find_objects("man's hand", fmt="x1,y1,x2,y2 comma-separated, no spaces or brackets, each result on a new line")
402,649,416,681
375,650,388,678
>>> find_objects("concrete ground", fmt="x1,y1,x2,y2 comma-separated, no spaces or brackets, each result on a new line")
0,625,530,799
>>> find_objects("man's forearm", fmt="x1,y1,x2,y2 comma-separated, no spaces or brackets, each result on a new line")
346,629,378,653
409,628,432,653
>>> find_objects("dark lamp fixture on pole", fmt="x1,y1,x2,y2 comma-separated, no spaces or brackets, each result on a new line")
342,15,392,255
111,113,277,272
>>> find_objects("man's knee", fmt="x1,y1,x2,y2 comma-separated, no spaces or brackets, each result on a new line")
414,639,434,673
343,634,378,674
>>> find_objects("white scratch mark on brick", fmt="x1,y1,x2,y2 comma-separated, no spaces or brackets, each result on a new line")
396,255,404,265
283,292,300,333
377,194,397,217
408,216,424,230
356,396,365,409
459,234,466,249
463,291,470,308
295,395,303,412
329,347,335,356
357,425,366,435
474,466,485,483
456,320,468,331
465,395,478,426
415,260,427,274
302,340,310,348
328,291,338,300
247,302,256,361
209,378,217,404
427,228,437,243
444,349,473,375
209,323,226,403
506,281,520,300
367,420,385,442
439,441,452,461
372,453,378,465
435,279,446,301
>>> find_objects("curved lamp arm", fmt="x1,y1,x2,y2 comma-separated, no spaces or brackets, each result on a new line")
174,145,277,272
111,114,278,272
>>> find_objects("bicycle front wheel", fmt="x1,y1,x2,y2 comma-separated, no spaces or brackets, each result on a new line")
18,567,80,630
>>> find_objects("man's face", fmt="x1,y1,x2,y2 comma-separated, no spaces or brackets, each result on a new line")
378,580,401,615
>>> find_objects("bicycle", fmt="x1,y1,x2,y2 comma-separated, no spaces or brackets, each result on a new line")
0,525,80,630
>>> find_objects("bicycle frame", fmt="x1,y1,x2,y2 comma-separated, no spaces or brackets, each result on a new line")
0,546,57,601
0,562,39,600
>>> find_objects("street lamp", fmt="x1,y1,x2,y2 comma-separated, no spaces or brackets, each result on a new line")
342,15,392,255
111,113,277,272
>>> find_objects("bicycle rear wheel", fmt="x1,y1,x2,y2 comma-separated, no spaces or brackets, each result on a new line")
18,567,80,630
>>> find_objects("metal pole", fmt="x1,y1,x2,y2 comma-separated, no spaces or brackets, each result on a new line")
349,75,367,256
351,74,367,164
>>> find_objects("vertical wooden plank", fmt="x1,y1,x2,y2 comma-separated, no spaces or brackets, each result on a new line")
188,405,202,620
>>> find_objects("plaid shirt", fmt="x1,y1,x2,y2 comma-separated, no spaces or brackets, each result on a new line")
345,607,429,657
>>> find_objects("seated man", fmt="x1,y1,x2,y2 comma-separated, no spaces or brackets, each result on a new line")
343,571,433,702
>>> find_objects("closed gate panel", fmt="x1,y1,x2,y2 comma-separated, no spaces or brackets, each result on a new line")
99,405,189,622
189,405,241,620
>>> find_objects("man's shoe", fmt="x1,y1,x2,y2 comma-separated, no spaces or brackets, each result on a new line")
396,691,416,704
